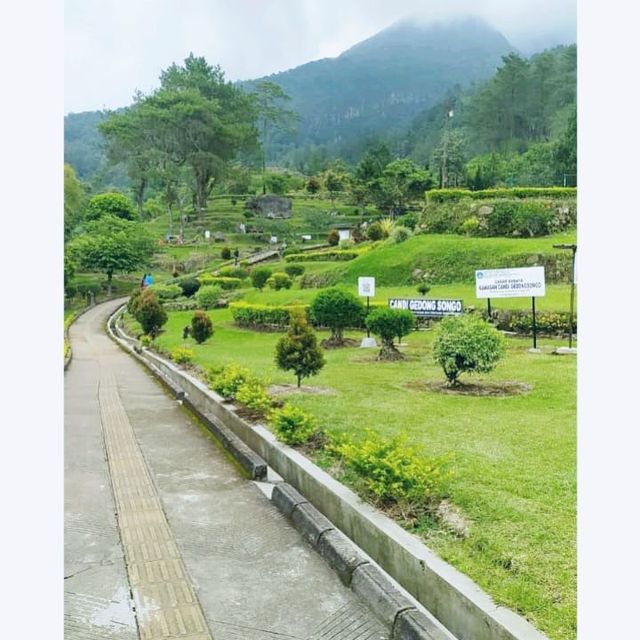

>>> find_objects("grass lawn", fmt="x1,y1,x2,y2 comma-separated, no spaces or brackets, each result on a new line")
128,306,576,640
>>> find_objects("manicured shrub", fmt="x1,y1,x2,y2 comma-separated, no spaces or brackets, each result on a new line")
197,273,216,287
426,187,577,203
433,314,505,386
284,264,305,278
309,288,365,345
269,404,318,445
251,267,272,290
327,229,340,246
171,346,194,364
275,309,325,387
86,192,136,221
178,277,201,297
365,308,416,359
230,302,307,329
284,250,358,263
235,380,272,417
140,334,153,347
486,202,516,236
221,247,232,260
459,216,481,236
391,226,413,244
135,290,167,336
127,288,144,316
209,364,254,399
267,272,293,290
150,284,182,301
195,285,223,310
218,266,249,279
367,222,384,241
335,431,448,507
209,276,243,290
512,202,553,237
190,310,213,344
417,282,431,296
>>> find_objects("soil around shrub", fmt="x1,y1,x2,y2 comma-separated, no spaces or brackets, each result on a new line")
320,337,360,348
268,383,337,396
406,380,532,397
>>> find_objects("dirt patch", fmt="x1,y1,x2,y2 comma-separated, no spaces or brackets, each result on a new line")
268,383,337,397
320,337,360,349
436,500,470,538
406,380,532,397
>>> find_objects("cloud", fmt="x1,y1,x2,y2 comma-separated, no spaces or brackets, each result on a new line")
64,0,575,113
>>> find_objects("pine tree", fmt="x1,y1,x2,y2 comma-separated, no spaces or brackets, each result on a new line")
275,310,325,387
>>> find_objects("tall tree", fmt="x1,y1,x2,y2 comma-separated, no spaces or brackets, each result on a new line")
64,163,85,241
249,81,298,194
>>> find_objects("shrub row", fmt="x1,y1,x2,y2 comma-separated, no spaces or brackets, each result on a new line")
285,250,359,263
487,309,577,335
230,302,308,329
426,187,577,203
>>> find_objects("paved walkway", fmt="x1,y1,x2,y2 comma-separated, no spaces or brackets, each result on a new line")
65,299,388,640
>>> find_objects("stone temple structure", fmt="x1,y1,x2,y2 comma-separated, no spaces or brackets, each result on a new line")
245,195,292,219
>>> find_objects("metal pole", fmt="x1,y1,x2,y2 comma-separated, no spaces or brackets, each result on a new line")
366,296,370,338
487,298,492,321
569,247,576,348
532,297,537,349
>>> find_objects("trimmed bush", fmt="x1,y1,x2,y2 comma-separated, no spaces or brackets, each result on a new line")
195,285,223,310
426,187,577,203
275,309,325,387
433,314,505,386
267,272,292,290
269,404,318,445
365,308,416,359
135,290,167,336
367,222,384,241
309,288,365,344
335,431,448,507
284,250,358,263
327,229,340,246
218,266,249,279
251,267,272,290
150,284,182,301
221,247,232,260
178,277,201,297
209,364,254,399
208,276,243,290
230,302,307,329
171,346,194,364
190,310,213,344
459,216,481,236
391,226,413,244
284,264,305,278
235,380,272,417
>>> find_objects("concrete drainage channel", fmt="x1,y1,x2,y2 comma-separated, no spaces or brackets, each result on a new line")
107,304,549,640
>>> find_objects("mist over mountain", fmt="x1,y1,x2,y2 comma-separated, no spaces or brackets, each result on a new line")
249,16,515,162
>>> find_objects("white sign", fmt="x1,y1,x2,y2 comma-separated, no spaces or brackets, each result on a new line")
204,230,211,240
475,267,546,299
358,277,375,297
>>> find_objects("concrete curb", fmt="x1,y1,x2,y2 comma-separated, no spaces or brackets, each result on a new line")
109,304,549,640
106,306,267,480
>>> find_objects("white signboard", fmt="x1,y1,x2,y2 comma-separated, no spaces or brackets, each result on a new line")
475,267,546,299
358,277,375,297
204,230,211,240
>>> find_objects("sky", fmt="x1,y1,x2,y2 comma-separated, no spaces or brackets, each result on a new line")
64,0,576,114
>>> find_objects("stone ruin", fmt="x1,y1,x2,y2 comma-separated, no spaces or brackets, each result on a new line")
244,195,292,219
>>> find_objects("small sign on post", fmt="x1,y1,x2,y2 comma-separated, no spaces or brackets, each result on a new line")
358,277,376,347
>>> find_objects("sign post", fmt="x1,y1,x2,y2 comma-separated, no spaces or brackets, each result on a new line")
475,267,546,351
358,277,376,347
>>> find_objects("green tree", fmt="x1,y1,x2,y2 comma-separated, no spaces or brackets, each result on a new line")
68,216,154,294
64,163,86,241
275,309,325,387
250,267,272,290
86,192,137,221
309,288,365,346
250,81,298,194
365,308,416,359
432,314,505,386
380,158,434,216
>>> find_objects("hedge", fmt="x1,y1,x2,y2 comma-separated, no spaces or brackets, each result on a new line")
426,187,577,203
486,309,577,335
285,250,359,263
230,302,308,330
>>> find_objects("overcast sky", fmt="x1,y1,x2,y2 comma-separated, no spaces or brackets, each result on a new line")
64,0,575,114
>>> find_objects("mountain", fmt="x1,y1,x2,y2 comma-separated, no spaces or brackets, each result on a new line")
249,16,515,163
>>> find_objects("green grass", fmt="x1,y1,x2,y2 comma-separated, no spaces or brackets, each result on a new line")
129,306,575,640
